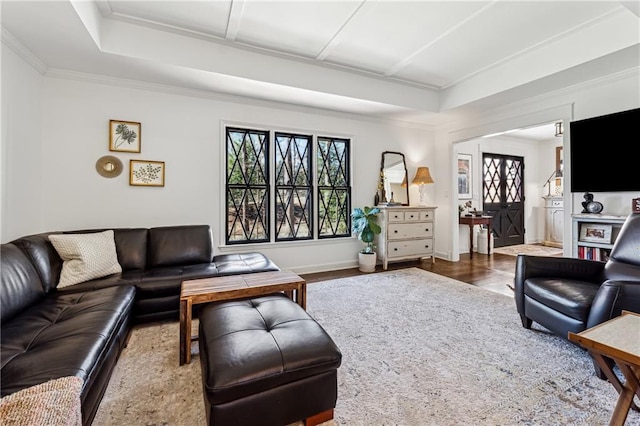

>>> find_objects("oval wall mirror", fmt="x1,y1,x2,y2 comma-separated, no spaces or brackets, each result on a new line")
380,151,409,205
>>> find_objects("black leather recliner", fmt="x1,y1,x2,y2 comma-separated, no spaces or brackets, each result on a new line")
514,212,640,373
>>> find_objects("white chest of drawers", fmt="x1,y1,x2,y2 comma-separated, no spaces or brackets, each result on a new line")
377,206,437,269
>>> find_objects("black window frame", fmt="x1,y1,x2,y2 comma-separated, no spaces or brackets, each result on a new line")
224,126,351,245
274,131,313,242
316,136,352,239
225,127,270,245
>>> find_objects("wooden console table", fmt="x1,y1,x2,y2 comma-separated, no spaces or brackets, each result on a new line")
569,311,640,426
459,215,493,259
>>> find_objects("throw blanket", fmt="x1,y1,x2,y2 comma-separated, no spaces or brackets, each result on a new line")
0,376,83,426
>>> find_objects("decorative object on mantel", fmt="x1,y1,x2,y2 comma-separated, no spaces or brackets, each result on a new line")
95,155,123,178
109,120,141,153
377,170,388,206
633,197,640,213
129,160,165,187
412,166,434,206
387,192,401,206
459,200,473,216
581,192,603,214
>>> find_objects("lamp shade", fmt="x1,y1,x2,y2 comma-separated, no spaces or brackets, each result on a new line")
412,167,434,185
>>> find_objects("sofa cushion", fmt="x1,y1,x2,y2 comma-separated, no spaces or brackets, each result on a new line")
212,253,280,276
64,229,149,272
137,268,183,298
49,231,122,288
148,225,212,268
524,278,600,321
1,285,135,397
113,229,148,271
54,271,143,295
10,233,63,293
1,244,46,323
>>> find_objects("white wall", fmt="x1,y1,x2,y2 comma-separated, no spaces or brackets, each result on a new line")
436,70,640,260
2,50,637,270
1,44,44,242
27,76,434,273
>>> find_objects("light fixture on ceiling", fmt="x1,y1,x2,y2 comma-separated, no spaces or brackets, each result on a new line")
554,122,563,137
412,167,434,206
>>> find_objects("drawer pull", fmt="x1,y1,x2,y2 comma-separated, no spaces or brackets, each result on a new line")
394,248,398,251
425,228,429,232
394,230,398,233
410,215,414,218
425,245,429,248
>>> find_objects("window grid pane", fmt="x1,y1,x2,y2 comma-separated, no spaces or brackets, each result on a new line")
317,137,351,238
226,128,270,244
274,132,312,241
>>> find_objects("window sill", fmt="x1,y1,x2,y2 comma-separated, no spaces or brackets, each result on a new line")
217,236,356,252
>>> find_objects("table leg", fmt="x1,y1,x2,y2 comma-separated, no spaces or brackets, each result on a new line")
296,283,307,310
179,299,192,366
589,352,640,425
487,223,492,255
468,224,474,259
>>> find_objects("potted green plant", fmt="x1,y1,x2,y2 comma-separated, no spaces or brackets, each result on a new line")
351,206,382,272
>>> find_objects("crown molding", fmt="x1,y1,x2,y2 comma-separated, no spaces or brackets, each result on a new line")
44,68,436,131
1,27,47,75
480,66,639,120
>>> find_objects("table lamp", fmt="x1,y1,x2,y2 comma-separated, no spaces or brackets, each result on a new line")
412,166,434,205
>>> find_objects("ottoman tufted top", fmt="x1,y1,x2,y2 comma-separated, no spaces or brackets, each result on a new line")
198,293,342,404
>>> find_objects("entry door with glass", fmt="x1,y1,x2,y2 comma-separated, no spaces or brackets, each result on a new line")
482,153,525,248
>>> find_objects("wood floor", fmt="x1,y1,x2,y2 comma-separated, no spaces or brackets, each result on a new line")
300,252,518,297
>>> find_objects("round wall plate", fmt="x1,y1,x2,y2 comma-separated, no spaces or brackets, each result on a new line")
586,201,604,214
96,155,123,178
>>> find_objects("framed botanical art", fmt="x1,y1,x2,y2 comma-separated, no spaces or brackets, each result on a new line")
130,160,165,187
457,153,472,199
110,120,141,153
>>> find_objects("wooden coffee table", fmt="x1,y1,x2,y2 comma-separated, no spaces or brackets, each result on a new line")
179,270,306,365
568,311,640,426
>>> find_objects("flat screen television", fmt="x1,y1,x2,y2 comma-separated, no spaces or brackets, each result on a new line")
569,107,640,193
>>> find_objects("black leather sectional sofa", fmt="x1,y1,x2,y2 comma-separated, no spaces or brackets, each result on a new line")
0,225,279,425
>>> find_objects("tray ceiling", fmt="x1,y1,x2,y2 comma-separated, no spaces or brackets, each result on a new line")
2,1,639,125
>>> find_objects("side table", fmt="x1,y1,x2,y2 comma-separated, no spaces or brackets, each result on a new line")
568,311,640,426
459,215,493,259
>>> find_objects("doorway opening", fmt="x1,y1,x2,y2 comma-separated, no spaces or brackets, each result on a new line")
453,119,566,259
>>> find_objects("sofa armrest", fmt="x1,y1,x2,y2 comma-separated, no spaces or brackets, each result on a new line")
514,255,605,314
587,280,640,328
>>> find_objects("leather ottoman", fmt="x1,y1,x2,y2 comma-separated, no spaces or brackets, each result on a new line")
198,293,342,426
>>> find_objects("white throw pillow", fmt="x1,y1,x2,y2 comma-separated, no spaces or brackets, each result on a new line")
49,230,122,288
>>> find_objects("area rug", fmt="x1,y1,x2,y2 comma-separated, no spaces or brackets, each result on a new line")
93,268,638,425
493,243,563,257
